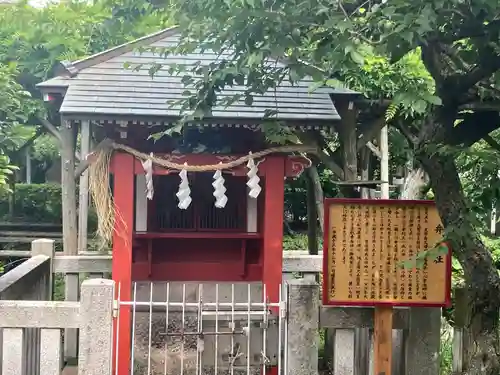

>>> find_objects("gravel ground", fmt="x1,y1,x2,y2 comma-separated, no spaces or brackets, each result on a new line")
132,313,260,375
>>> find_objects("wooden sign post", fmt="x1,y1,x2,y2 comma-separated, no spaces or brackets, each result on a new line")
322,198,452,375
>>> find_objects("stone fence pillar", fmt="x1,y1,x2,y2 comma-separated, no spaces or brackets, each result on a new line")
287,278,320,375
78,278,114,375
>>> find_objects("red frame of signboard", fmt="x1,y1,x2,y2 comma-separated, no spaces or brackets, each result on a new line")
322,198,452,308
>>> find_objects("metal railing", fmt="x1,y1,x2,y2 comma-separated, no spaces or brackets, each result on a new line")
0,241,454,375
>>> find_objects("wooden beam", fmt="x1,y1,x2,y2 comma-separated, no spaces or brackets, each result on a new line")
60,119,78,255
380,124,390,198
337,100,359,197
357,116,386,151
366,141,381,159
375,128,392,375
74,139,112,179
25,147,31,184
360,147,371,198
39,118,62,144
77,120,91,253
306,169,319,255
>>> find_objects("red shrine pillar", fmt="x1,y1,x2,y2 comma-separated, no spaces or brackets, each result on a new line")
111,152,134,375
262,156,285,306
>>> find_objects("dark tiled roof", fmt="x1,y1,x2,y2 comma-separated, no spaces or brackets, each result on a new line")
38,27,357,123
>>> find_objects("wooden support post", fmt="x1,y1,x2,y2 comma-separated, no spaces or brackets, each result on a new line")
380,125,389,198
374,306,393,375
25,147,31,184
306,169,319,255
374,123,393,375
360,147,371,199
262,156,285,306
111,152,134,375
60,118,78,254
337,100,358,194
78,120,91,253
327,99,362,374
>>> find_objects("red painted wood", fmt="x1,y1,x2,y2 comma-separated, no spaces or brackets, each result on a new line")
241,239,247,277
132,262,263,281
146,177,157,232
113,153,310,178
267,365,279,375
147,240,152,278
262,156,286,307
284,156,312,178
112,149,297,368
134,232,262,239
322,198,452,308
111,152,135,375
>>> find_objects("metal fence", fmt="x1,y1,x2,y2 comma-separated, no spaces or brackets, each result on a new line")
117,282,287,375
0,240,458,375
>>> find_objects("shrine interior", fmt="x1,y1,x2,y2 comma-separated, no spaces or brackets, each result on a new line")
99,122,285,281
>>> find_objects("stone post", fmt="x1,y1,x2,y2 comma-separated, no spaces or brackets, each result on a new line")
405,307,441,375
31,239,55,299
78,279,114,375
287,278,320,375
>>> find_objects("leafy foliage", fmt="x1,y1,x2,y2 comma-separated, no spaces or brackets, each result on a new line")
153,0,447,124
0,183,63,222
0,183,98,230
0,63,40,190
0,1,171,91
0,0,171,185
456,136,500,227
337,51,439,117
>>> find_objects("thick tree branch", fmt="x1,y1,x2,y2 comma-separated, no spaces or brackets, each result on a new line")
421,43,446,92
39,117,62,144
434,19,500,45
483,134,500,152
451,55,500,99
394,120,418,145
356,116,386,149
298,131,345,179
297,116,385,181
365,141,381,159
13,127,45,157
448,111,500,146
74,138,112,179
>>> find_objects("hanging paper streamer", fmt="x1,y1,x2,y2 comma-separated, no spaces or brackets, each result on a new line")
212,165,228,208
176,163,192,209
141,152,154,200
246,153,261,198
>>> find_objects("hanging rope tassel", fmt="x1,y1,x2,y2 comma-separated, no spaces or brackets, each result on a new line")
141,152,154,200
213,163,228,208
177,163,192,209
246,152,261,198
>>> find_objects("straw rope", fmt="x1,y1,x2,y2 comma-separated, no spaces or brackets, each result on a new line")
111,141,317,171
89,140,317,246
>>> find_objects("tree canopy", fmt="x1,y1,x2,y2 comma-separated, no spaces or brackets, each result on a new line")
0,0,172,190
1,0,500,372
157,0,500,373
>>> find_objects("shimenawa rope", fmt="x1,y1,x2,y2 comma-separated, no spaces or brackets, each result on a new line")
89,140,317,247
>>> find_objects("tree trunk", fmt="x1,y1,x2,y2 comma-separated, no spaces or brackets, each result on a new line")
416,118,500,375
307,165,324,232
400,168,428,200
306,169,319,255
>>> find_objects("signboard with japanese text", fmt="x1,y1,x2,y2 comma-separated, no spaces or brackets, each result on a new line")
323,198,452,307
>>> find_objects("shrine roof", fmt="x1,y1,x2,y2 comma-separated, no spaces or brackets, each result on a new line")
37,27,357,124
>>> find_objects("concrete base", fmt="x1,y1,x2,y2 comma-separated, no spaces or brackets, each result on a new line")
61,365,78,375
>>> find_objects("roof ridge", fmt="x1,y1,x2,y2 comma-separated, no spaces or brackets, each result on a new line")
60,26,180,76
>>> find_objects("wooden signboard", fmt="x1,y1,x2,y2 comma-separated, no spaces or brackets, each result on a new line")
323,198,451,307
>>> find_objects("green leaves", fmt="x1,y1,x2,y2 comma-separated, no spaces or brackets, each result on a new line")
349,50,364,65
400,242,449,269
